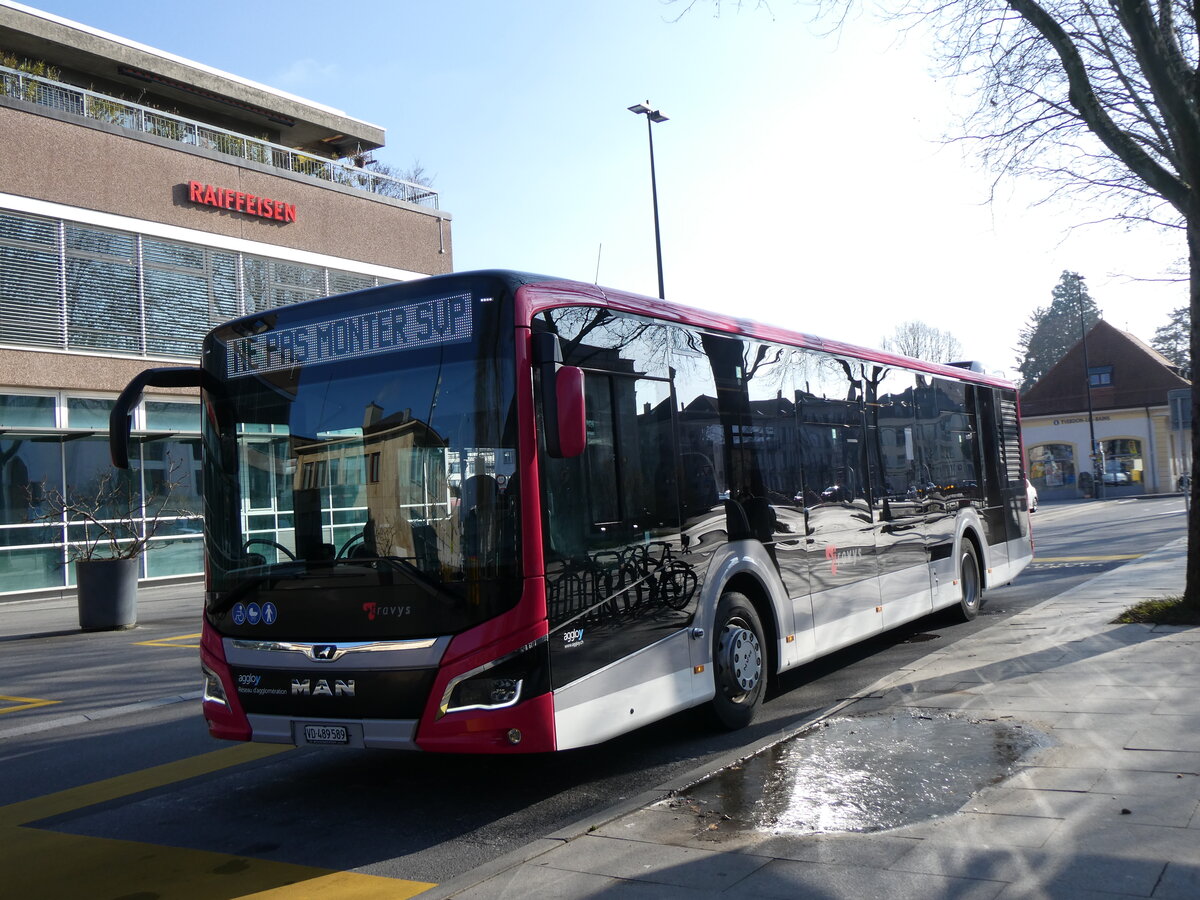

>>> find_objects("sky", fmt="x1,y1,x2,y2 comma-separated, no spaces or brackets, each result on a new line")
20,0,1188,379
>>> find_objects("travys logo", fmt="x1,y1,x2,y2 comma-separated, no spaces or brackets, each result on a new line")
363,602,412,620
825,544,862,576
562,628,584,647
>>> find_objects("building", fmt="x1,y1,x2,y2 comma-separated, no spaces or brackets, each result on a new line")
0,1,451,597
1020,319,1190,501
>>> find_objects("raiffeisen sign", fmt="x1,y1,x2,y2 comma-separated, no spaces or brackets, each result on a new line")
187,181,297,223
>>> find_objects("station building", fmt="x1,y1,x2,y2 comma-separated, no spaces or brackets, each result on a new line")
0,1,451,596
1020,320,1190,501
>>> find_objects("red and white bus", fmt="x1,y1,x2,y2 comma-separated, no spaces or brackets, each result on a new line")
111,271,1033,752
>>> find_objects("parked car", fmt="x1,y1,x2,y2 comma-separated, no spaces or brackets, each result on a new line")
1103,471,1130,485
1025,478,1039,512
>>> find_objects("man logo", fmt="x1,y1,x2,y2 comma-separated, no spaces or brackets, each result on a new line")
312,645,338,661
291,678,356,697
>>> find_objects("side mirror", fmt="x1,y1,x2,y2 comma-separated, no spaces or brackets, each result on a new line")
531,332,587,458
109,366,206,468
554,365,586,457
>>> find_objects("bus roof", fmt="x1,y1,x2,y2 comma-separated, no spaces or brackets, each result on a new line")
506,272,1017,391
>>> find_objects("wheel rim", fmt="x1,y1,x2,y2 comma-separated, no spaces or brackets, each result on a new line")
717,618,762,697
962,552,980,612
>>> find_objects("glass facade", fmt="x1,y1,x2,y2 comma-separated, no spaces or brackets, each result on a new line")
0,206,401,594
0,207,395,359
0,393,202,593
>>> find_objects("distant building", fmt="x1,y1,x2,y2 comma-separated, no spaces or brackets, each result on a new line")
0,2,451,597
1020,320,1189,500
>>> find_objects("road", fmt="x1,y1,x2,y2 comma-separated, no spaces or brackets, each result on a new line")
0,495,1186,897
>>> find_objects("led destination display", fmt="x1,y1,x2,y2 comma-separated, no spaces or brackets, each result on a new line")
226,292,473,377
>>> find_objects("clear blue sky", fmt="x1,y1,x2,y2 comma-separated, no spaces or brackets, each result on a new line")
19,0,1186,376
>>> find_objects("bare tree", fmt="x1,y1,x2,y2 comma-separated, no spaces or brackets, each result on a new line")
881,320,964,363
678,0,1200,605
899,0,1200,603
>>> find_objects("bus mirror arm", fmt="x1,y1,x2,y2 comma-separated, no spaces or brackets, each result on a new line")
532,332,586,459
109,366,207,468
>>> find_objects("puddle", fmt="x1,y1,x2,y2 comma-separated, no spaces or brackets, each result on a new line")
670,710,1047,836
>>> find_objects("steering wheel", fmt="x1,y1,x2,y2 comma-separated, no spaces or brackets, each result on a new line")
242,538,296,560
337,532,366,559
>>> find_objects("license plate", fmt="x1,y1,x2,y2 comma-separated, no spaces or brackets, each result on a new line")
303,724,348,744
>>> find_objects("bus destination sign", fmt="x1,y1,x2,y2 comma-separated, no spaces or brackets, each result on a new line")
226,292,473,377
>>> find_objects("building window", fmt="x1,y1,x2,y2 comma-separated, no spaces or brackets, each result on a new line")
1088,366,1113,387
0,391,202,594
1102,438,1143,486
66,397,115,428
65,223,139,354
1029,443,1075,490
0,208,395,359
0,393,56,428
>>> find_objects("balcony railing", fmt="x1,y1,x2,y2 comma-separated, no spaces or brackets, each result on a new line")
0,64,439,209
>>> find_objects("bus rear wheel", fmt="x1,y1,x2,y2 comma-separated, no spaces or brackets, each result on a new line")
954,542,983,622
710,591,765,730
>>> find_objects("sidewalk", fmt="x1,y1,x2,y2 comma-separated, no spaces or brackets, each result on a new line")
0,579,203,640
431,539,1199,899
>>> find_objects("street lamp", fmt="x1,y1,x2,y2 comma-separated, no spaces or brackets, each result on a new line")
628,101,668,299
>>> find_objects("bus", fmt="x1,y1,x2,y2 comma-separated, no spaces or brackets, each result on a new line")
110,270,1033,753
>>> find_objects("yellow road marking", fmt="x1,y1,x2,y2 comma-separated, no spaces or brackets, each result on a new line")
0,742,436,897
0,695,60,715
1033,554,1142,562
133,632,202,648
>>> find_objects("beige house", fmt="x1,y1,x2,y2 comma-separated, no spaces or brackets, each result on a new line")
1020,320,1189,501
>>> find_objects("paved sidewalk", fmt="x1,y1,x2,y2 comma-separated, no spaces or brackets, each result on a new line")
431,539,1198,899
0,579,203,640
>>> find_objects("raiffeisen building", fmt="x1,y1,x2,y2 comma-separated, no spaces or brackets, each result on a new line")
0,1,451,597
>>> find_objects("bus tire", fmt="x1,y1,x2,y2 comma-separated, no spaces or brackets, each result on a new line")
709,591,765,730
954,541,983,622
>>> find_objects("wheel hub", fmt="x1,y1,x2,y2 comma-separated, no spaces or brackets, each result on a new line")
718,623,761,693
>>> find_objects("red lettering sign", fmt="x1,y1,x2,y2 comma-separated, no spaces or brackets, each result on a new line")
184,182,297,223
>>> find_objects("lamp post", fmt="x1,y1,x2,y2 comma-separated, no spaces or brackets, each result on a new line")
628,101,668,299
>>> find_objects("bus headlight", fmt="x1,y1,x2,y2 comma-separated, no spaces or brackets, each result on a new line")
439,639,549,718
202,663,228,707
447,676,523,713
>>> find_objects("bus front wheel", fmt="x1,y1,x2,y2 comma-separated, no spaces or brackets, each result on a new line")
709,591,765,730
954,542,983,622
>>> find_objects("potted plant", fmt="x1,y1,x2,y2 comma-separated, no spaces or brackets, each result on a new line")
28,455,192,631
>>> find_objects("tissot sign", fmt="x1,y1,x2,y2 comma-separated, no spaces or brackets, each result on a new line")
187,181,297,223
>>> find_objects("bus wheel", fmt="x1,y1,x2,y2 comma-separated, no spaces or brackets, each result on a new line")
710,591,765,729
955,542,983,622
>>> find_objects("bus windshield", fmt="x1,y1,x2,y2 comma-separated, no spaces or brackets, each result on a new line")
200,282,520,640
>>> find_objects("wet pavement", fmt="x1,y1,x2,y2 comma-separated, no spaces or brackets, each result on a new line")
428,538,1200,899
673,711,1048,838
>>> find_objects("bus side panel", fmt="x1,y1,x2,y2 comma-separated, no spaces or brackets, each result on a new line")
553,629,697,750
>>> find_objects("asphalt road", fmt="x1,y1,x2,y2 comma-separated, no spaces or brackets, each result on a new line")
0,495,1187,896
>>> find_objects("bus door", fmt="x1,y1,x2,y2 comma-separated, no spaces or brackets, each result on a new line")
536,311,699,703
864,366,931,627
796,374,882,653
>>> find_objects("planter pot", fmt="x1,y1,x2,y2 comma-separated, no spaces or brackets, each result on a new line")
75,557,139,631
